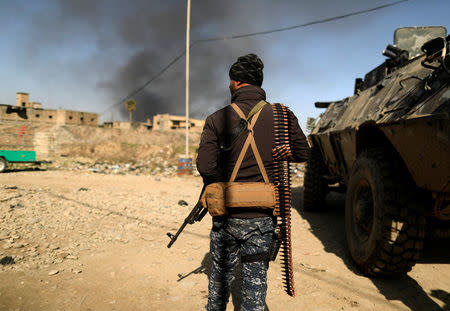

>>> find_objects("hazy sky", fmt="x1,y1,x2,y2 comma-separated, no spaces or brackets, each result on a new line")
0,0,448,129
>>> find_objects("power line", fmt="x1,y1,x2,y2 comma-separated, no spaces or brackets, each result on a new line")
102,0,408,115
197,0,408,42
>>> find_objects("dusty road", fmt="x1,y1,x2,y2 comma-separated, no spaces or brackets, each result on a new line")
0,170,449,310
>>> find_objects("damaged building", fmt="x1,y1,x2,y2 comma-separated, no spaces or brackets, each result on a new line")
152,114,204,132
0,92,99,126
1,92,205,132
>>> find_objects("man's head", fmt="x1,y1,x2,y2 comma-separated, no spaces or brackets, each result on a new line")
229,53,264,94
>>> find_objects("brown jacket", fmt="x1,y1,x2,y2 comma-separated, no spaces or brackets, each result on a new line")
197,85,310,217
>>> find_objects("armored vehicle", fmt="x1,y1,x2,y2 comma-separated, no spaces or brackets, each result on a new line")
304,26,450,276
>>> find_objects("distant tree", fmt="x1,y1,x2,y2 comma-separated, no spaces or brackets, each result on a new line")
306,117,317,133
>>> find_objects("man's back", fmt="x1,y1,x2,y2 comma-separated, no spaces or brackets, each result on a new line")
197,85,274,184
197,84,310,218
198,85,309,182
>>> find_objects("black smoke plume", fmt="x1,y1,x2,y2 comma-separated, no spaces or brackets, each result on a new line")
100,1,265,121
10,0,383,121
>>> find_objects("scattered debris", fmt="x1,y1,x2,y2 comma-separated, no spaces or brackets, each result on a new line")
0,256,15,265
79,295,87,307
56,159,187,177
48,270,59,276
0,194,23,203
111,165,121,171
57,252,70,259
5,186,18,190
300,263,326,273
78,187,89,191
29,217,40,225
343,297,360,308
178,200,189,206
10,203,24,209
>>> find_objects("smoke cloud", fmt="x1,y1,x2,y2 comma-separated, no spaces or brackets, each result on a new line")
7,0,385,121
98,1,266,121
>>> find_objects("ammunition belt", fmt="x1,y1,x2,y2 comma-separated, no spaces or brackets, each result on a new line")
272,103,295,297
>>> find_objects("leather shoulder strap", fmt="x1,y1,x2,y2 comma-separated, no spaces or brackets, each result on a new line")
247,100,268,120
229,102,269,183
230,103,246,119
231,100,267,121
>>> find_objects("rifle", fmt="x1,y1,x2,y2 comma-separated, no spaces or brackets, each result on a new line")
166,188,207,248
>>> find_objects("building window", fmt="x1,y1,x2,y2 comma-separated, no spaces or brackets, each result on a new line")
49,115,53,119
22,102,26,107
35,114,40,118
90,118,94,122
69,116,73,120
80,117,84,121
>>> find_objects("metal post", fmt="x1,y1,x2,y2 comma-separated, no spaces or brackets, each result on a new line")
185,0,191,158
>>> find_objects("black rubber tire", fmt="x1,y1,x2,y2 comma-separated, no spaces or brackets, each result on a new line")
303,147,329,212
345,149,426,276
0,158,6,173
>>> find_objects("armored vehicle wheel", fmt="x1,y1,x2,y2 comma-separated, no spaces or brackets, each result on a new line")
345,149,425,276
303,147,329,212
0,158,6,173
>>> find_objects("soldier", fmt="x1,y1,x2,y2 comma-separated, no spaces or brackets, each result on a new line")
197,53,310,311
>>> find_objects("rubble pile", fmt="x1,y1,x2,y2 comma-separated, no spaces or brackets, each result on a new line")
7,158,303,180
61,161,180,176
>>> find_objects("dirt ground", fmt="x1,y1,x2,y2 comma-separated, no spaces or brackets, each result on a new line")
0,170,449,311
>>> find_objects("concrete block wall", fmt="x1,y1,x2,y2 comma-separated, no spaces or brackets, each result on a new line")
0,121,59,159
0,122,36,150
34,130,59,159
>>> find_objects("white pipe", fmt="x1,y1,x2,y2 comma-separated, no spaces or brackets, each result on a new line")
185,0,191,159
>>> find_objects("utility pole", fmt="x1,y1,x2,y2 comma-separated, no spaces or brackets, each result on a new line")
185,0,191,158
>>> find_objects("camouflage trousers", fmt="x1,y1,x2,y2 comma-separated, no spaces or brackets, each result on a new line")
206,216,275,311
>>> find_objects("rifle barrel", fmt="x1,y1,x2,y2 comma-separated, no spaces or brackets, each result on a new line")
166,187,206,248
167,203,206,248
167,220,189,248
